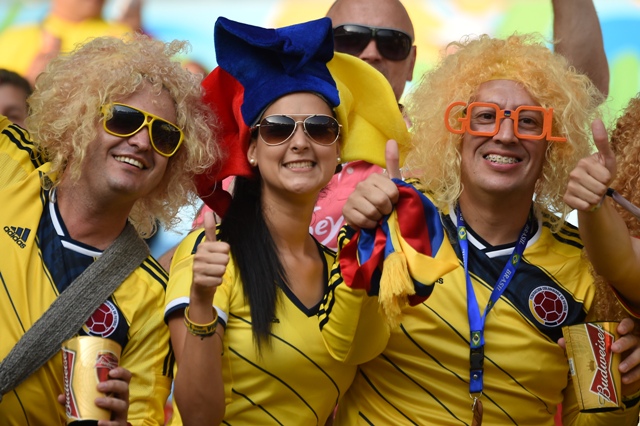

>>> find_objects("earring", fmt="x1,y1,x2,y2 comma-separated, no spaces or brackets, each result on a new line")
336,156,341,163
249,158,256,165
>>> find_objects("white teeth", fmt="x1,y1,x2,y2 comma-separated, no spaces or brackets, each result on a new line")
115,156,144,169
485,154,519,164
286,161,314,169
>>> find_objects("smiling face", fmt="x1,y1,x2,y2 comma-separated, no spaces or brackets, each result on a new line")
72,84,173,205
459,79,548,205
247,92,340,203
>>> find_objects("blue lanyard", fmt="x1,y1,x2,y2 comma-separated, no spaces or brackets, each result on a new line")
456,208,532,395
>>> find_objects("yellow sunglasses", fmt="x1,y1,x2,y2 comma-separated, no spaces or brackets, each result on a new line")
101,103,184,157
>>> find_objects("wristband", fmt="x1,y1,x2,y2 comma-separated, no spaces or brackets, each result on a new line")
184,306,218,339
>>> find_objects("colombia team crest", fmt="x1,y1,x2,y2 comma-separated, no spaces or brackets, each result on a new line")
528,286,568,327
82,300,120,337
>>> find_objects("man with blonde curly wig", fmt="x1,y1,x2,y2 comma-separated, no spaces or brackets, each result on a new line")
0,35,217,425
319,34,640,424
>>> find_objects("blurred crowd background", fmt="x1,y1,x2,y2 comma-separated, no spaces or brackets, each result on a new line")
4,0,640,112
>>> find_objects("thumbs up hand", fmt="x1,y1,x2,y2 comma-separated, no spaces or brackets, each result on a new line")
342,140,402,230
564,119,616,211
191,212,230,302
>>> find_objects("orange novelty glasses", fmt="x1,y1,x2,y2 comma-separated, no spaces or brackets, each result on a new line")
444,101,566,142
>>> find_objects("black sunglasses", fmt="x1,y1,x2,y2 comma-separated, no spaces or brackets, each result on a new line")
333,24,413,61
101,103,184,157
252,114,341,146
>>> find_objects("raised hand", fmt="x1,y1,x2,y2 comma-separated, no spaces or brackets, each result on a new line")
564,119,616,211
342,139,402,230
191,212,230,303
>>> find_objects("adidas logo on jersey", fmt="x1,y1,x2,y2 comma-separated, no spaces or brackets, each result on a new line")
4,226,30,248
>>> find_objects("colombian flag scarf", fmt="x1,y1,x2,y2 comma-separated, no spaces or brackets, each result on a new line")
339,179,459,327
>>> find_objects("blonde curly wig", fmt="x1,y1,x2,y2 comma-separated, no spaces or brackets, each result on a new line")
610,95,640,235
405,33,602,232
26,34,219,237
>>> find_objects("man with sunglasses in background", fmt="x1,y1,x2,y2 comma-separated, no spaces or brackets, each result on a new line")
0,35,217,425
328,0,416,103
326,0,609,102
309,0,609,252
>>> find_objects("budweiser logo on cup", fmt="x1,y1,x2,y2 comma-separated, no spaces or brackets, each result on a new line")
62,336,122,423
562,321,622,412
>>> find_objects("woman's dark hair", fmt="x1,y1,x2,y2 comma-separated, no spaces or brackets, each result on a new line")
218,175,287,350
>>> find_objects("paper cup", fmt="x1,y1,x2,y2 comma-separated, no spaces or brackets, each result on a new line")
562,321,622,412
62,336,122,423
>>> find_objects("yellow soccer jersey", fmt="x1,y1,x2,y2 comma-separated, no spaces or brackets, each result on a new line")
0,130,172,425
0,116,45,189
165,229,357,425
321,209,640,425
0,15,132,77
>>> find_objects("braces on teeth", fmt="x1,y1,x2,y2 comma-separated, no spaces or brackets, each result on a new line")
485,154,518,164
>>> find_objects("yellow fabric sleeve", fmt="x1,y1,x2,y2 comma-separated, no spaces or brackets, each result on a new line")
319,227,391,365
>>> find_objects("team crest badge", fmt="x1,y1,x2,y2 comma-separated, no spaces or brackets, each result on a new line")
83,300,119,337
528,286,568,327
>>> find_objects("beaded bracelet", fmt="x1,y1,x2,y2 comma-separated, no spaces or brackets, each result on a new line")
184,306,218,340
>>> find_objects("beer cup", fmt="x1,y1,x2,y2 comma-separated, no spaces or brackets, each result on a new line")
562,321,622,412
62,336,122,423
